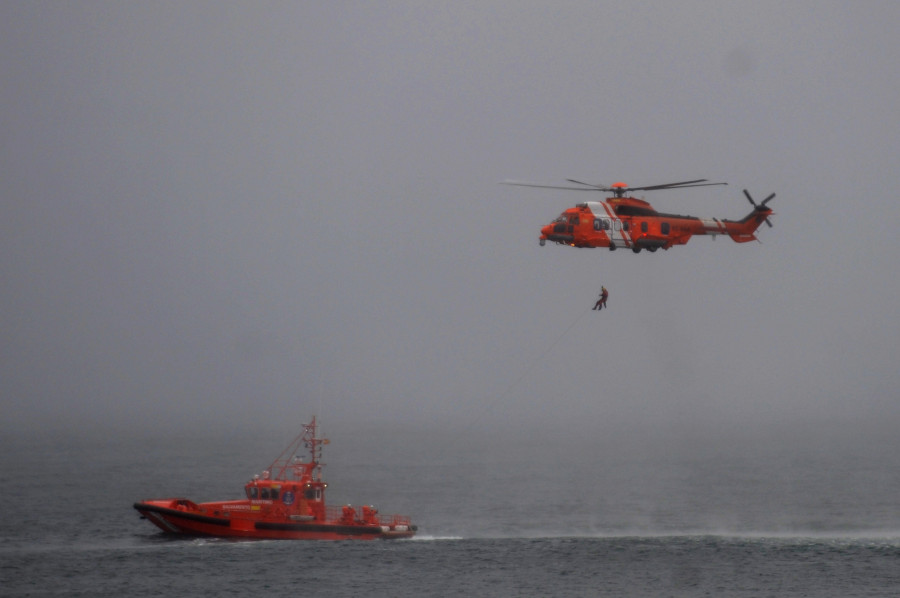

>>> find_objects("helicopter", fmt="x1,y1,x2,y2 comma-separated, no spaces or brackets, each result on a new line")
502,178,775,253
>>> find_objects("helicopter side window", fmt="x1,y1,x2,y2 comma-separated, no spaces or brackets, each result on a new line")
593,219,610,231
640,221,648,233
614,220,622,231
661,222,670,235
622,221,629,232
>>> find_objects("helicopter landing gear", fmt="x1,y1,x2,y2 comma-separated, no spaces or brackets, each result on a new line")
632,247,641,254
539,239,546,246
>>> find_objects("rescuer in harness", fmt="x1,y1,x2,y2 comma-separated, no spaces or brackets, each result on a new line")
593,286,609,310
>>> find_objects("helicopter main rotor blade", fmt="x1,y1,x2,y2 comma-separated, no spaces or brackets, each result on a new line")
646,182,728,191
502,178,727,193
499,180,604,191
565,179,609,190
630,179,707,191
630,179,727,192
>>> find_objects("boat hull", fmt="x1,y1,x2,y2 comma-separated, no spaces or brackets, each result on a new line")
134,500,416,540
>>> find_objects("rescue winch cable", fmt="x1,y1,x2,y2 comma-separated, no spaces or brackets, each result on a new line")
482,305,593,415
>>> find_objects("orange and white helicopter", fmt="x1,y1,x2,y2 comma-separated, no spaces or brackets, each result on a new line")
503,178,775,253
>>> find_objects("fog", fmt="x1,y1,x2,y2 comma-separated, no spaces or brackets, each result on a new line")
3,2,899,442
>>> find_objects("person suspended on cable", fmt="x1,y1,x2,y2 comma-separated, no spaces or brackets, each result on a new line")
593,286,609,310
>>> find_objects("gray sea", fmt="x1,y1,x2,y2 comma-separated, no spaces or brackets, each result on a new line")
2,418,899,597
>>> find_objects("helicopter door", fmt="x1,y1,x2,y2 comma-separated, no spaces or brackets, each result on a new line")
597,217,627,248
609,218,629,248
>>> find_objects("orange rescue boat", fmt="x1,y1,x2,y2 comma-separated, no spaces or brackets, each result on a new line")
134,417,416,540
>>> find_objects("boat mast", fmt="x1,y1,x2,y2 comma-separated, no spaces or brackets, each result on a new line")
266,417,329,482
302,416,328,482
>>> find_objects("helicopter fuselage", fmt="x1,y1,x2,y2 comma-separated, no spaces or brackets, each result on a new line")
540,196,770,252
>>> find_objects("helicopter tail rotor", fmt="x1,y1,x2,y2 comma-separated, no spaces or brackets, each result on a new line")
743,189,775,227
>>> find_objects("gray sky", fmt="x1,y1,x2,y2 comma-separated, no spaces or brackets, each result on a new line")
3,1,899,436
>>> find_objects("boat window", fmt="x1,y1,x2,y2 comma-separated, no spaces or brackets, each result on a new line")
248,487,258,499
270,488,279,501
261,488,270,500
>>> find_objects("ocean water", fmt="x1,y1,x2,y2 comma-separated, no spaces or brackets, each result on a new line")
2,420,899,596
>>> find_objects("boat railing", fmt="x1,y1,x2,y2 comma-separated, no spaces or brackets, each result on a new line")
382,513,412,527
324,505,411,527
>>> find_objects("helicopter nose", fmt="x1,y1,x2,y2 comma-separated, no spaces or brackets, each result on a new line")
540,224,552,245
